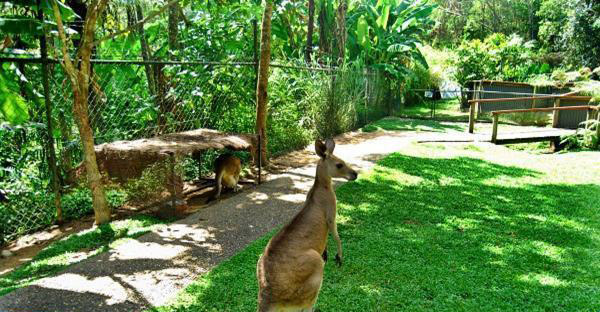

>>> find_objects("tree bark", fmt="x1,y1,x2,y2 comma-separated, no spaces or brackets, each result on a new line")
256,0,273,165
335,0,347,64
58,112,75,185
305,0,315,63
52,0,111,225
318,2,330,55
168,2,180,54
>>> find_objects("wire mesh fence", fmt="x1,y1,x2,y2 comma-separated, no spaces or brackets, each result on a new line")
0,57,393,245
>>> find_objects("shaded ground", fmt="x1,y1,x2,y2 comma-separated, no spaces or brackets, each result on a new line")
2,117,597,312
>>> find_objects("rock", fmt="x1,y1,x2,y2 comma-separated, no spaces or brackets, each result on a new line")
1,250,13,258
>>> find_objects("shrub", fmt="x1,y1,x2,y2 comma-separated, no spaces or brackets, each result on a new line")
562,117,600,150
452,33,552,86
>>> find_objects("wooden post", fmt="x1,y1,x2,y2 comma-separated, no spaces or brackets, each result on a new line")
491,114,499,143
474,82,481,119
587,109,592,131
169,151,176,212
552,98,561,128
468,101,476,133
257,133,262,184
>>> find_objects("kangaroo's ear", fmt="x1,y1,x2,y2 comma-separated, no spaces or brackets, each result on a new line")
325,138,335,155
315,140,327,158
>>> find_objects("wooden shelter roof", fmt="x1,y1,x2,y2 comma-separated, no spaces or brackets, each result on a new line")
95,128,255,157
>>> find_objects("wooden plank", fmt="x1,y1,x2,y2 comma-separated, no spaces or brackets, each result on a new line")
492,105,595,115
552,98,561,128
468,91,579,104
491,115,499,143
469,79,576,88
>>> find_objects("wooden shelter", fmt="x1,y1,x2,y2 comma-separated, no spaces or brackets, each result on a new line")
94,129,259,209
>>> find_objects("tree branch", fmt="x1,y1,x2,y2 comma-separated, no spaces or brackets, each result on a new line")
51,0,79,93
93,0,182,46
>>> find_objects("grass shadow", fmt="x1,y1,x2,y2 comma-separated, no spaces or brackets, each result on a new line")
0,215,164,296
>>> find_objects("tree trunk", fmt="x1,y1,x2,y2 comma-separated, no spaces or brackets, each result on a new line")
318,2,330,56
256,0,273,165
73,91,111,224
52,0,111,225
305,0,315,63
132,4,156,96
58,112,75,185
168,3,180,55
335,0,347,64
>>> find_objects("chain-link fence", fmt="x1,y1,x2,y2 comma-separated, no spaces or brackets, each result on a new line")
0,57,394,245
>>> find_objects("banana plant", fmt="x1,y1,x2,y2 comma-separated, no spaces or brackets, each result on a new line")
347,0,435,78
0,0,78,124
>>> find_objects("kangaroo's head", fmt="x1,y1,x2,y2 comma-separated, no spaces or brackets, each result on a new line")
315,139,358,181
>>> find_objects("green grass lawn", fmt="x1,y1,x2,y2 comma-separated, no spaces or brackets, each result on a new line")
0,215,166,296
152,126,600,311
399,99,473,122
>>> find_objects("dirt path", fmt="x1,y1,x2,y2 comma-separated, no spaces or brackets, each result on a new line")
0,119,478,312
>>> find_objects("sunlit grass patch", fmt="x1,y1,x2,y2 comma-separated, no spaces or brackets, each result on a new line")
151,136,600,312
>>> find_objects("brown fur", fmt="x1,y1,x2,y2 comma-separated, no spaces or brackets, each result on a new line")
256,139,358,312
212,153,242,200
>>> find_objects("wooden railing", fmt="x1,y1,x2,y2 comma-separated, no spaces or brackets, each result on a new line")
467,91,591,133
490,106,599,143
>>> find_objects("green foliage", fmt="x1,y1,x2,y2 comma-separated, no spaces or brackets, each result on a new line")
562,118,600,150
562,1,600,69
452,33,551,86
151,139,600,311
0,64,30,124
0,0,437,245
430,0,541,45
62,188,128,220
123,160,181,204
347,0,436,79
537,0,572,51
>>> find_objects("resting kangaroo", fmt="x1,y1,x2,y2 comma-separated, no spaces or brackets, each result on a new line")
256,139,358,312
212,153,241,200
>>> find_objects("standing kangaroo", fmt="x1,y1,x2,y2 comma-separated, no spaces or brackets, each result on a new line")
211,153,242,201
256,139,358,312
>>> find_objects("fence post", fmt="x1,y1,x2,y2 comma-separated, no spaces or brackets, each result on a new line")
168,151,177,212
552,98,561,128
491,114,499,143
38,5,63,223
257,133,262,184
468,101,476,133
